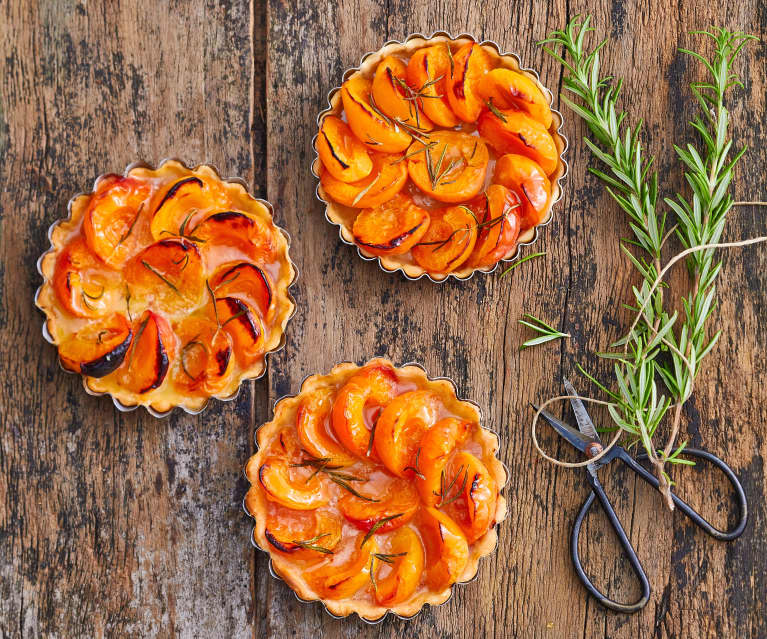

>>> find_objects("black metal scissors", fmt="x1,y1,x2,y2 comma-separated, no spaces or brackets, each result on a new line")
535,378,748,613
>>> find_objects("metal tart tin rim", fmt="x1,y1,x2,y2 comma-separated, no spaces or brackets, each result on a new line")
34,157,299,419
311,31,569,283
243,358,508,624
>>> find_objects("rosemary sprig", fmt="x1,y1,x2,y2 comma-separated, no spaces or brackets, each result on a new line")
159,210,207,243
141,260,181,297
127,313,150,368
518,314,570,349
360,513,403,548
434,465,468,508
500,251,546,277
291,533,334,554
290,453,379,502
373,551,407,564
542,16,754,507
403,448,425,480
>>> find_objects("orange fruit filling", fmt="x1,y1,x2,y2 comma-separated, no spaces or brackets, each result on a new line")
244,360,505,620
37,161,294,414
316,37,563,277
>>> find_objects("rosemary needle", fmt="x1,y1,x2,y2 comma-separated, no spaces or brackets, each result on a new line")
500,251,546,277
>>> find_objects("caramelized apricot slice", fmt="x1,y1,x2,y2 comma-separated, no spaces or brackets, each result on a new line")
338,474,419,532
296,387,357,465
373,526,425,606
120,310,174,394
341,75,413,153
411,205,478,274
478,108,559,175
417,417,471,505
446,42,492,123
406,131,489,202
374,390,439,476
467,184,521,268
477,68,553,128
149,176,229,241
265,507,343,556
53,238,115,318
214,297,264,364
126,238,204,314
446,452,498,543
320,151,408,209
406,45,459,128
193,211,274,264
317,115,373,182
258,457,329,510
172,317,234,395
58,313,132,378
493,153,552,230
372,55,433,131
352,193,430,256
83,175,152,267
420,507,469,590
210,262,272,319
304,535,377,599
331,364,398,457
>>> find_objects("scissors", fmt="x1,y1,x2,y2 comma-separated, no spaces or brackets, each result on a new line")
534,378,748,613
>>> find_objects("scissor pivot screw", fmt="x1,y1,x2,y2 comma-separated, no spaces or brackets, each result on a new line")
586,443,603,458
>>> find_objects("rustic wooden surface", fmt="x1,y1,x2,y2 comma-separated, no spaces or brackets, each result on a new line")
1,1,765,637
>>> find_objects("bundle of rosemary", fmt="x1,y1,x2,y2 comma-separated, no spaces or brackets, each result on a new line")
539,17,757,508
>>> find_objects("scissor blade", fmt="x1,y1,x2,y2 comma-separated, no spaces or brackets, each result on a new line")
563,377,600,443
531,404,592,454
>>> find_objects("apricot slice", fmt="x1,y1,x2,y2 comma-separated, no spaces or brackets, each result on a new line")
406,45,459,128
320,151,408,209
210,262,272,319
411,204,478,274
304,535,378,599
120,310,174,394
126,238,204,314
193,211,274,264
265,507,343,556
373,526,425,606
331,364,398,458
339,474,419,532
172,317,235,395
341,75,413,153
317,115,374,183
83,175,152,267
493,153,552,230
58,313,132,378
374,390,439,476
149,176,229,241
214,296,264,364
445,452,498,544
467,184,521,268
53,238,115,318
417,417,471,505
352,193,430,256
258,457,329,510
420,507,469,590
478,108,559,175
477,68,553,128
372,55,433,131
446,42,492,123
406,131,489,203
296,387,357,465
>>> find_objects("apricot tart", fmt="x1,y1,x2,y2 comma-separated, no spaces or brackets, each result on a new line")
35,159,296,415
314,33,567,281
244,359,507,621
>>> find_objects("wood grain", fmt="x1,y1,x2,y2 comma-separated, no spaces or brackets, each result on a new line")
1,0,765,637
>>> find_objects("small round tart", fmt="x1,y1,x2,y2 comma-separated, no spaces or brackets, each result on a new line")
314,33,567,281
36,159,296,416
244,358,507,621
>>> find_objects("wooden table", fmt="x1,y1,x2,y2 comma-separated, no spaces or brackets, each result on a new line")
1,1,765,637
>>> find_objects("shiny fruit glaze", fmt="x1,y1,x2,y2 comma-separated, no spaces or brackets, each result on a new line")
317,36,563,279
244,360,507,621
36,160,295,414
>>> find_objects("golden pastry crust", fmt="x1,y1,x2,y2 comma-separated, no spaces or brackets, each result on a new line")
244,358,508,621
36,159,296,416
313,32,568,282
